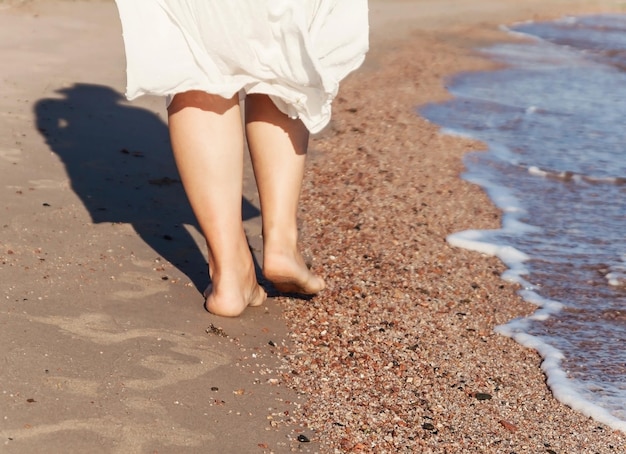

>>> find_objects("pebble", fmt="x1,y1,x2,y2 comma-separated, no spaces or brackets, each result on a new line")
475,393,492,401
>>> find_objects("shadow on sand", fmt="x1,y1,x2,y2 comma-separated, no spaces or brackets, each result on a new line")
34,83,261,292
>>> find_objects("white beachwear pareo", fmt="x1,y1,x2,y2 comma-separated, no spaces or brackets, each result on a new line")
114,0,369,133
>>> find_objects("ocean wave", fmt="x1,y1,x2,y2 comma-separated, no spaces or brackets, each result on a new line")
528,165,626,185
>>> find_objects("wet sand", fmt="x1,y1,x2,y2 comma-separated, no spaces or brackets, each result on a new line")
1,0,625,453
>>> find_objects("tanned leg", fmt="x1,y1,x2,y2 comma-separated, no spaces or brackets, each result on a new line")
245,94,325,294
168,91,266,316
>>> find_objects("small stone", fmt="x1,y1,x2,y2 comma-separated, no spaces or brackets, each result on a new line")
205,324,227,337
474,392,492,401
422,422,435,431
499,419,518,432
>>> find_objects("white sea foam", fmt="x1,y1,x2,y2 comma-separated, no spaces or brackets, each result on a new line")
604,256,626,287
528,165,626,185
424,13,626,433
606,272,626,287
453,218,626,431
449,162,626,432
497,318,626,432
482,37,593,70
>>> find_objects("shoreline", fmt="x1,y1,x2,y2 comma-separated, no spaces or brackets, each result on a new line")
280,1,626,451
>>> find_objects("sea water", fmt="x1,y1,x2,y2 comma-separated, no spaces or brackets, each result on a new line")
420,14,626,431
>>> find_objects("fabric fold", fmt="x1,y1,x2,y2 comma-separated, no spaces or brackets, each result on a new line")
115,0,368,133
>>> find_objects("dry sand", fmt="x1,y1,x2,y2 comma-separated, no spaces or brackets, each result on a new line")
1,0,626,453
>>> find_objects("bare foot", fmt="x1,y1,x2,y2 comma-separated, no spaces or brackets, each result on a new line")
203,277,266,317
263,251,325,295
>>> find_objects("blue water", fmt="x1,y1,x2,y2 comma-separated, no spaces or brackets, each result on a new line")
420,14,626,431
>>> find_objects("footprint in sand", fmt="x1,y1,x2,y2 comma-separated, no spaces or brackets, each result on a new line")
4,312,230,452
30,312,231,390
0,147,22,163
111,270,171,300
27,178,70,190
0,416,214,454
0,1,29,11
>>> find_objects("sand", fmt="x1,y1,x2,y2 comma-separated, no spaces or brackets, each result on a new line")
1,0,625,453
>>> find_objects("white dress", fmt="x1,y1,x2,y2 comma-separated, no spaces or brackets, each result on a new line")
114,0,369,133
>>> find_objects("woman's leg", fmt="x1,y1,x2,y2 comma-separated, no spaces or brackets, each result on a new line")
245,94,325,294
168,91,266,316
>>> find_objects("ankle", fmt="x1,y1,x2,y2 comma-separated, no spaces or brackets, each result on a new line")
263,229,298,257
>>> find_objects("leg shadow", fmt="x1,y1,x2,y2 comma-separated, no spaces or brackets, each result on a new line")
34,83,260,293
